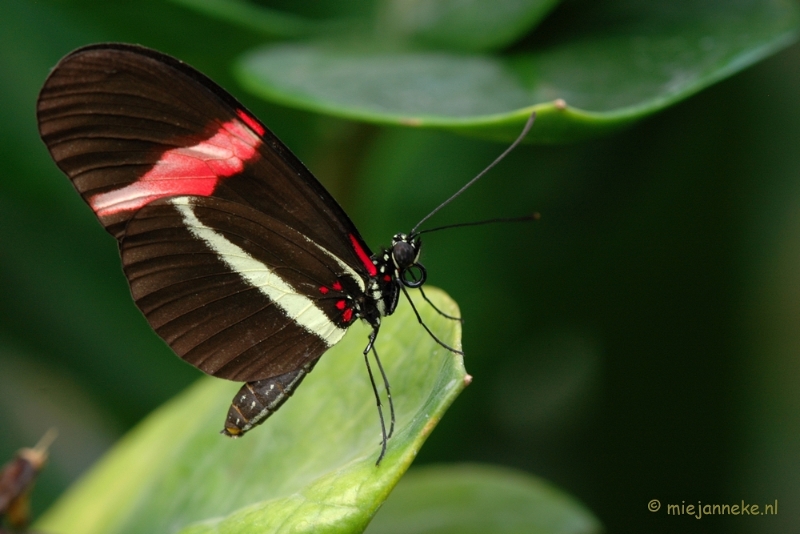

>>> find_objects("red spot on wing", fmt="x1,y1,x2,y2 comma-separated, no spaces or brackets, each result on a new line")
349,234,377,277
236,109,266,136
342,308,353,322
335,300,346,310
383,275,392,282
89,117,262,217
332,281,342,291
319,286,329,294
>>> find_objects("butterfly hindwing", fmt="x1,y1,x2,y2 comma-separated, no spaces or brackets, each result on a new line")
121,195,364,382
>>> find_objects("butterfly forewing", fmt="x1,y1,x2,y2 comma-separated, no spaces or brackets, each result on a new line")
36,43,372,273
37,46,232,238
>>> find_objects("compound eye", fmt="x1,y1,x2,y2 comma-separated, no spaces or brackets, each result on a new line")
392,241,416,269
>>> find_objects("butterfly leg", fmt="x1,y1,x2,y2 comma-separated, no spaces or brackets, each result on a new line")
400,284,464,355
371,343,396,440
418,285,462,322
363,326,394,465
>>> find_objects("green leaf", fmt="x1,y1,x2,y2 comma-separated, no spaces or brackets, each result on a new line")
375,0,561,52
167,0,558,50
365,464,603,534
35,288,467,534
166,0,357,38
236,0,800,142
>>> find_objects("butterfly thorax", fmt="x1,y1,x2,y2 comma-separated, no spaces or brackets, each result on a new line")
360,233,424,327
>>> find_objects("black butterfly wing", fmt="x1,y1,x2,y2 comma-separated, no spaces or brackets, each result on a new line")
36,43,377,277
36,44,379,382
122,195,363,382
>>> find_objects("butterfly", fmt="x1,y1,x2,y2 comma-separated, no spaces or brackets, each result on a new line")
37,44,534,463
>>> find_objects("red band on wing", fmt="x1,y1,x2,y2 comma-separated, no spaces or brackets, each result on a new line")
349,234,377,277
237,109,266,136
89,117,262,217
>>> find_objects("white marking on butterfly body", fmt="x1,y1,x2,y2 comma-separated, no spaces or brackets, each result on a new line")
171,197,347,346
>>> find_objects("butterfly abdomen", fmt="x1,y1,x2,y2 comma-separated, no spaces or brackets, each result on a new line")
223,360,319,437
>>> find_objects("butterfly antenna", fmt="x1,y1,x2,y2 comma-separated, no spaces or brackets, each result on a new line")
411,112,536,235
415,212,540,237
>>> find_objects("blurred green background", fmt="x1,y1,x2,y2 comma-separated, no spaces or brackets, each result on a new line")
2,0,800,532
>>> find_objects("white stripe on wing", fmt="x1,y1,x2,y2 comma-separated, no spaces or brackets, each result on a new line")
171,197,347,347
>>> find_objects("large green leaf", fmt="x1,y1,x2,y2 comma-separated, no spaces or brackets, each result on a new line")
365,464,603,534
36,288,467,534
235,0,799,142
169,0,558,49
375,0,561,52
166,0,357,38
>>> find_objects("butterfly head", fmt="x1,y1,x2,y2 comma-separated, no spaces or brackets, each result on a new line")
391,233,426,288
